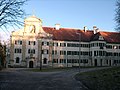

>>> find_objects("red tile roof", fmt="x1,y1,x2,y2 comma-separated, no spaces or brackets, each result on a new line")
100,31,120,43
42,27,120,43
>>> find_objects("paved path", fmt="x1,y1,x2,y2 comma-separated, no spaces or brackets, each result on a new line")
0,68,88,90
0,67,111,90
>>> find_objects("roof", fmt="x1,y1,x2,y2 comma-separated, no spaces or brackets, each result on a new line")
43,27,120,43
100,32,120,43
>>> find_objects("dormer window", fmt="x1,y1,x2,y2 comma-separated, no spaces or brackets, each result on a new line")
113,46,118,49
99,36,104,40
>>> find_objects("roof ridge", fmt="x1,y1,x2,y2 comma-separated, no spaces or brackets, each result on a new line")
100,31,120,34
42,26,82,30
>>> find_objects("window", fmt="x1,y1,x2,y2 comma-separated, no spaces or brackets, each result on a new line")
42,42,44,45
29,41,30,45
106,52,113,56
44,42,47,45
52,50,57,55
60,59,66,63
32,49,35,54
60,59,63,63
15,40,22,45
40,50,49,54
43,50,48,54
56,43,58,46
114,53,118,56
16,57,20,63
94,51,99,56
99,51,105,56
60,43,66,47
91,43,105,47
90,51,92,56
14,48,21,53
91,43,94,47
81,44,89,48
42,50,44,54
67,43,80,47
67,51,79,55
20,41,22,45
53,42,58,46
106,45,112,49
28,49,30,54
100,46,104,49
81,51,89,56
28,49,35,54
53,59,58,63
33,41,36,45
15,40,17,44
94,51,97,56
113,60,119,64
99,43,105,47
47,42,49,46
60,51,66,55
113,46,118,49
93,51,106,56
29,41,36,45
99,36,104,40
99,51,102,56
106,60,108,64
42,42,49,46
72,59,78,63
67,59,72,63
67,51,72,55
81,59,88,63
74,51,79,55
47,50,49,54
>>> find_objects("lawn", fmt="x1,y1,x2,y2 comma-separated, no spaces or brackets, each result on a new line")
27,67,73,72
75,66,120,90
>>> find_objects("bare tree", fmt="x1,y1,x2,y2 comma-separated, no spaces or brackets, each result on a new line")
0,43,6,69
0,0,28,30
115,0,120,31
0,0,28,69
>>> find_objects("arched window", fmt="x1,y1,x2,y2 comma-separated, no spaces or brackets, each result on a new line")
16,57,20,63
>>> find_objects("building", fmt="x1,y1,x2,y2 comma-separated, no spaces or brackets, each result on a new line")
10,15,120,68
5,40,10,68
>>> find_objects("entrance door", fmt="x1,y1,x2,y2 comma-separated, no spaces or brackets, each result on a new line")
29,61,33,68
94,59,97,66
43,58,47,64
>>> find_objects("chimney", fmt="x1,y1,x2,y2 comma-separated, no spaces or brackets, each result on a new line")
55,23,60,30
93,26,98,34
84,26,87,32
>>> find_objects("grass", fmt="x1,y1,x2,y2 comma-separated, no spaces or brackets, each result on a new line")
75,66,120,90
27,66,97,72
27,67,73,72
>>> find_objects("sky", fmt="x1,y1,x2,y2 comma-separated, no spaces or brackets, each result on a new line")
0,0,118,41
